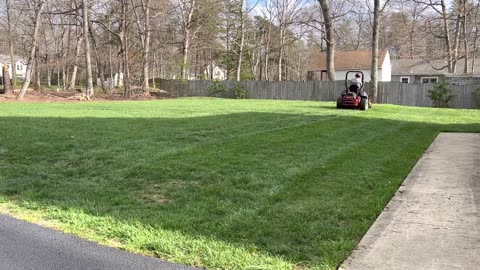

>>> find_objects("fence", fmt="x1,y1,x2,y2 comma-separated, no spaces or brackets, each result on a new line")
157,79,479,109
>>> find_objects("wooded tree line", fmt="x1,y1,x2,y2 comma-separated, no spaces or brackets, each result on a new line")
0,0,478,100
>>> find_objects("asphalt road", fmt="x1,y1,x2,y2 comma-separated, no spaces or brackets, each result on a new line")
0,214,198,270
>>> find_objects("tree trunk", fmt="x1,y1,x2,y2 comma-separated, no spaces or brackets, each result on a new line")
318,0,335,81
264,21,272,81
452,6,462,74
236,0,245,81
6,0,16,93
194,49,198,78
472,1,480,73
109,43,114,91
118,61,123,87
181,0,195,80
284,46,289,80
83,0,94,97
107,15,114,92
123,40,130,96
160,49,164,79
208,49,213,80
278,23,285,82
89,22,106,92
8,47,15,93
47,68,52,87
181,30,190,80
278,43,284,81
142,0,151,91
409,28,415,59
45,46,51,88
472,24,478,74
64,24,72,89
17,1,45,100
462,0,469,74
68,35,82,90
370,0,381,102
62,67,66,89
2,64,12,94
152,51,156,88
56,67,60,91
120,0,131,96
251,31,262,80
53,28,61,91
440,0,454,73
277,4,286,82
133,0,151,90
34,47,41,91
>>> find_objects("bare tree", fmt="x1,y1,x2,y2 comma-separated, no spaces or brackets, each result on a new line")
89,21,106,93
305,0,353,81
461,0,469,73
177,0,196,79
120,0,131,96
318,0,335,81
17,0,46,101
5,0,21,93
68,31,82,90
370,0,391,103
472,0,480,73
391,1,427,59
235,0,246,81
257,7,275,81
45,3,67,91
270,0,304,81
133,0,151,91
416,0,459,73
82,0,94,97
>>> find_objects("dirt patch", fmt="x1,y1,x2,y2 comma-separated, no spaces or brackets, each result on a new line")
135,180,199,205
0,89,171,103
136,184,172,204
140,194,171,204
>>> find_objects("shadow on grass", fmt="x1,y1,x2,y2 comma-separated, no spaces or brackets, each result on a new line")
0,112,478,268
294,103,339,110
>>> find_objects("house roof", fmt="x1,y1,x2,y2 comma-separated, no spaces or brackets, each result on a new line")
392,59,480,75
307,49,388,71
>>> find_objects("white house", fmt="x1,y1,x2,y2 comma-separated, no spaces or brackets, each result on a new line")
203,62,227,80
307,49,391,82
174,62,227,81
98,73,124,89
0,54,27,79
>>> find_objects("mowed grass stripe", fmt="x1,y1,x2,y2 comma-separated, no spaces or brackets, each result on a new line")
0,113,337,166
122,116,409,243
251,122,438,268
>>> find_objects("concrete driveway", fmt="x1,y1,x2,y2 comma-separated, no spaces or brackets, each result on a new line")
340,133,480,270
0,214,198,270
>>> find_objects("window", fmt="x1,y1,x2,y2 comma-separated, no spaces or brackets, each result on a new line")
400,77,410,83
421,77,438,84
16,65,21,71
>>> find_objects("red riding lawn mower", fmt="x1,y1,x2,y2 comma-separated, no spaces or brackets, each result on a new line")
336,71,372,111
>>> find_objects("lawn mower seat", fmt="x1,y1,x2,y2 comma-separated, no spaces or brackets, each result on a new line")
349,85,360,94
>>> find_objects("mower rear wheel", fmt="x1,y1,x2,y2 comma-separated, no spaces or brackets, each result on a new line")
360,98,368,111
337,97,343,109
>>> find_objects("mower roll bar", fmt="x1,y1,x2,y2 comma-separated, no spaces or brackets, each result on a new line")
345,71,364,91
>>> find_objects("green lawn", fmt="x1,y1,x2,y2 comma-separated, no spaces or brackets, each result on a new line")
0,98,479,270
